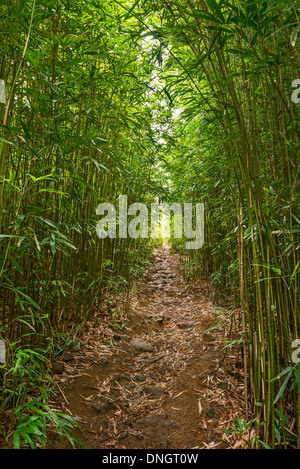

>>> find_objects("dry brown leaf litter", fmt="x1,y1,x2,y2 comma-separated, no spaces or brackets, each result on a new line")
49,246,248,449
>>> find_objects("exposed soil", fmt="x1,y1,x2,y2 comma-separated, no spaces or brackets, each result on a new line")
50,246,244,449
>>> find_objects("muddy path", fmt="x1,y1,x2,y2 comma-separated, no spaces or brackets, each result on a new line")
51,247,244,449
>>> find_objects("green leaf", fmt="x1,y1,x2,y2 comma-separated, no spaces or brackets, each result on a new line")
291,24,300,47
14,289,41,311
0,137,14,145
14,431,20,449
258,440,271,449
274,408,288,424
270,366,292,383
273,370,293,405
293,368,300,389
291,261,299,281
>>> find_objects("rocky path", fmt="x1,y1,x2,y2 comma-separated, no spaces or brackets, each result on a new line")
51,247,243,449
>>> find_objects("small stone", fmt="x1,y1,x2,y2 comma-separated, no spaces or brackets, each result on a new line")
92,403,102,413
130,338,154,352
143,385,164,396
135,374,146,382
92,396,115,413
101,397,115,411
98,432,108,443
162,420,174,428
113,373,130,382
63,352,74,362
136,413,167,427
99,418,108,428
99,358,108,367
177,322,190,329
52,362,64,374
119,431,128,440
206,408,216,419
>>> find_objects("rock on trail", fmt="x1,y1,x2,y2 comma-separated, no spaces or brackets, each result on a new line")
130,338,154,352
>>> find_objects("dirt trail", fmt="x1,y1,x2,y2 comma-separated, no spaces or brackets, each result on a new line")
51,247,242,449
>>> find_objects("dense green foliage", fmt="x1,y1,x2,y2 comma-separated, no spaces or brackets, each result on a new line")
0,0,299,449
151,0,300,447
0,0,160,447
0,0,160,341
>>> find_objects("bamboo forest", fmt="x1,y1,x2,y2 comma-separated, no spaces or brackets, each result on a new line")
0,0,299,452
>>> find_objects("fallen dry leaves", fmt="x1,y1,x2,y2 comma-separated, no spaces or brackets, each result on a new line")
49,247,248,449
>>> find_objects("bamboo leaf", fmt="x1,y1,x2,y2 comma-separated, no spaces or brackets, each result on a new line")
273,370,293,405
291,24,300,47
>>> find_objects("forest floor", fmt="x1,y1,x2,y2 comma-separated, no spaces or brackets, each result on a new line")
50,246,246,449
